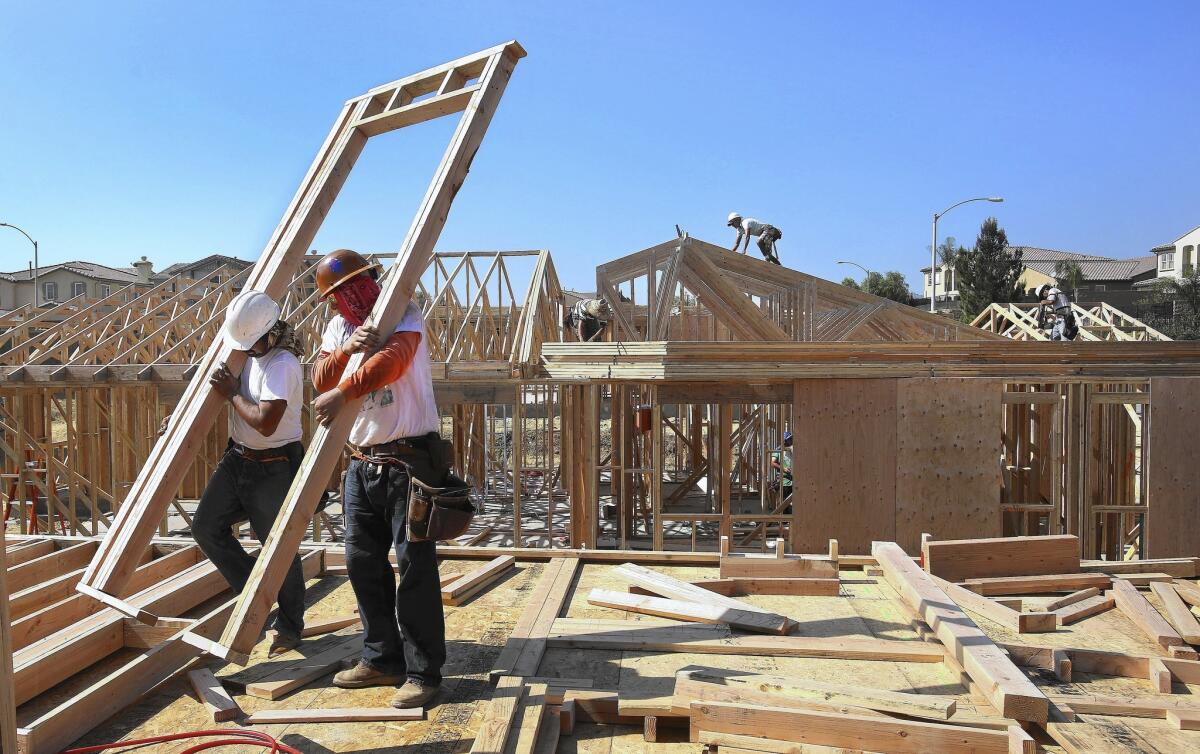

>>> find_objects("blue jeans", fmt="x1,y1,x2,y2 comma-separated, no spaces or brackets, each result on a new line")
343,457,445,684
192,441,307,638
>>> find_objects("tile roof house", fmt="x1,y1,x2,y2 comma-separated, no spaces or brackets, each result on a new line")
920,246,1159,311
0,259,147,311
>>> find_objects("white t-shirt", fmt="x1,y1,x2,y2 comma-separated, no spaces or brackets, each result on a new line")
740,218,767,237
320,301,440,447
229,349,304,449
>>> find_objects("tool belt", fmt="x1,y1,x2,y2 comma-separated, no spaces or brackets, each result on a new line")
407,471,474,543
229,442,289,463
352,433,475,542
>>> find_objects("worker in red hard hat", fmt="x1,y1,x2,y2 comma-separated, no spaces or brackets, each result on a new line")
190,289,308,657
310,249,447,710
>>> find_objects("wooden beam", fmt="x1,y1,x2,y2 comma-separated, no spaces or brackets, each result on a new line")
490,558,579,681
586,588,791,634
1149,581,1200,644
690,701,1009,754
1111,579,1184,651
0,527,17,754
923,535,1079,582
961,572,1110,596
719,555,837,579
243,707,423,723
630,577,840,598
674,667,956,721
614,563,789,624
547,618,945,662
243,633,362,700
1053,593,1115,625
1044,587,1101,611
471,675,526,753
7,541,97,593
1167,709,1200,730
187,667,240,723
872,541,1049,723
301,613,361,638
442,555,516,606
929,573,1056,633
1043,692,1200,719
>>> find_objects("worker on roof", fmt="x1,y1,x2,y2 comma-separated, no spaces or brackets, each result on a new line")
728,211,783,265
190,289,308,658
564,297,611,341
310,248,447,710
770,431,794,513
1035,284,1078,341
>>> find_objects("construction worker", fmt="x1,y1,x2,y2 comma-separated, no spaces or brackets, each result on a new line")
564,297,611,341
191,290,307,657
728,211,783,265
770,431,793,512
311,249,446,710
1035,284,1078,341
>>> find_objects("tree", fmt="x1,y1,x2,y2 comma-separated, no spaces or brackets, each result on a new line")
840,276,860,290
1151,265,1200,315
953,217,1022,316
1054,260,1084,297
864,271,912,303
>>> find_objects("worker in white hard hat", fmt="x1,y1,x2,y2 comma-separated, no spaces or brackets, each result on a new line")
728,211,783,265
190,289,308,657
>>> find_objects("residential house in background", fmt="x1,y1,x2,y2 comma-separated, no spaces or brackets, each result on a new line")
0,260,146,312
920,246,1158,311
1148,225,1200,280
154,254,252,291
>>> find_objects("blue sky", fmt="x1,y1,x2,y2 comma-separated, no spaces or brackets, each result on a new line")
1,1,1198,294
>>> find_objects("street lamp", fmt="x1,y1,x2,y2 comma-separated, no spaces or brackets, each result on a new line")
0,222,39,308
930,197,1003,312
836,260,872,285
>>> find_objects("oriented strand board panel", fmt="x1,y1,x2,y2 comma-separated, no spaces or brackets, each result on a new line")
895,378,1002,551
792,378,897,554
1148,377,1200,558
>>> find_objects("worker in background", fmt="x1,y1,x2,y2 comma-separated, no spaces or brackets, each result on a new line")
770,431,793,512
311,249,447,710
728,211,783,265
1035,284,1078,341
190,290,308,657
564,297,611,341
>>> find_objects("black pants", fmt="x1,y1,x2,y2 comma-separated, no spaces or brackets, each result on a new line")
757,226,782,265
192,441,307,638
343,457,445,684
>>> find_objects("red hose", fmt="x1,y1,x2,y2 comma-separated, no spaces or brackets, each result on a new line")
60,729,303,754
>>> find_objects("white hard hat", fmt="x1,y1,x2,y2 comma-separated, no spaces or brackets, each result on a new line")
727,211,742,224
222,290,281,351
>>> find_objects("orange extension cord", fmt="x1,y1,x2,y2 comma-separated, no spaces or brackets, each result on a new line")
60,729,303,754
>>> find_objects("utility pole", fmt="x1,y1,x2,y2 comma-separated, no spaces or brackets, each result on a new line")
929,197,1003,312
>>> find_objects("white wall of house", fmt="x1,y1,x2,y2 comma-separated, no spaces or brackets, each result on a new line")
1156,226,1200,280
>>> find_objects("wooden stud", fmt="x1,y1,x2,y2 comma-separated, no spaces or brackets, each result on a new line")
586,589,791,634
1149,581,1200,644
1111,579,1185,651
186,667,240,722
243,707,422,723
441,555,516,606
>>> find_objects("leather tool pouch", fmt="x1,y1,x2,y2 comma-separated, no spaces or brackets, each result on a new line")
407,472,474,543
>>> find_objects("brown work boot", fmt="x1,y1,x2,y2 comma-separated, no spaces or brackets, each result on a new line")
332,660,404,689
390,679,440,709
266,630,302,658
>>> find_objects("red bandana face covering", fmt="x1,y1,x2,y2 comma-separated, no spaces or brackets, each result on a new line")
332,275,381,327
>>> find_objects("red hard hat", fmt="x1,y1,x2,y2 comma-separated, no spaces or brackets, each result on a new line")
315,249,379,298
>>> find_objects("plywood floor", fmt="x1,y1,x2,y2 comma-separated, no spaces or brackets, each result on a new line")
47,559,1200,753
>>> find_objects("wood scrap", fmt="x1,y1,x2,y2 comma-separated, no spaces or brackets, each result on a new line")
614,562,792,628
244,707,423,723
633,576,839,597
1113,573,1173,587
922,534,1079,582
243,633,361,700
442,555,516,606
587,588,791,634
1044,587,1101,611
186,667,240,722
1053,593,1115,625
301,613,360,638
1172,578,1200,608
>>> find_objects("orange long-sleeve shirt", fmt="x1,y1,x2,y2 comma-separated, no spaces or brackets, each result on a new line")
312,331,421,400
